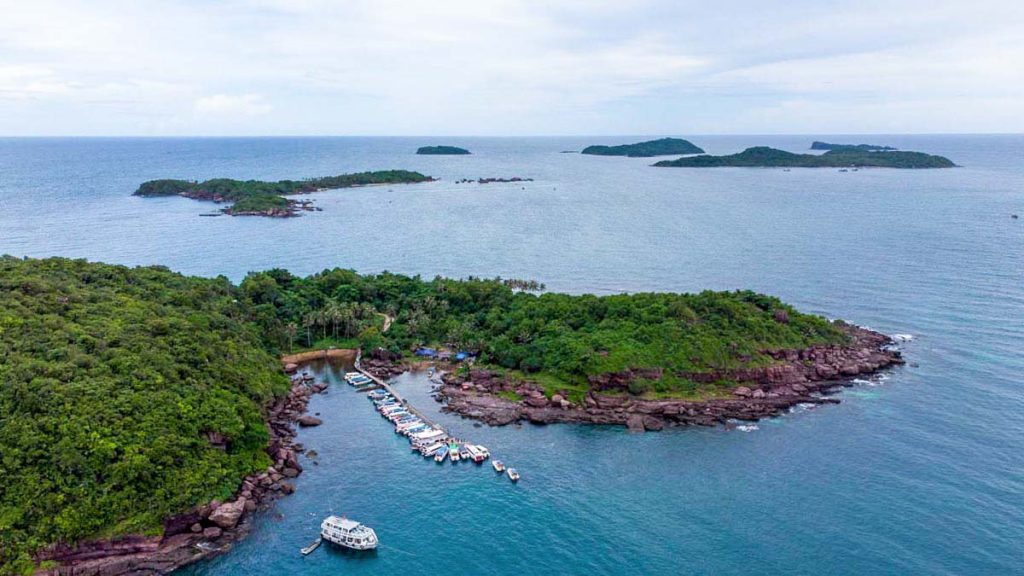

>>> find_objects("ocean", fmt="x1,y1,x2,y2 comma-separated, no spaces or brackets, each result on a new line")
1,135,1022,574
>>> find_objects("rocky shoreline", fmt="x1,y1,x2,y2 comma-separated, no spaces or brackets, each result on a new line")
222,198,322,218
36,371,329,576
436,326,904,431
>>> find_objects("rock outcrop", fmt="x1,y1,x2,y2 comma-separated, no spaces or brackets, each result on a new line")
437,326,903,431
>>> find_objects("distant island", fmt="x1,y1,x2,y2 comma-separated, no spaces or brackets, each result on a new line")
653,146,956,169
581,137,705,157
134,170,435,217
416,145,471,155
811,141,898,152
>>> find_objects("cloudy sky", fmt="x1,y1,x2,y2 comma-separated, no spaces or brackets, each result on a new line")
0,0,1021,136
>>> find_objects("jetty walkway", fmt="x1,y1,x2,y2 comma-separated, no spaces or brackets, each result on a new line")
354,354,442,432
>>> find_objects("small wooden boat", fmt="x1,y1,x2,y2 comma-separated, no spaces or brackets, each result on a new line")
507,468,520,482
492,460,505,473
301,537,322,555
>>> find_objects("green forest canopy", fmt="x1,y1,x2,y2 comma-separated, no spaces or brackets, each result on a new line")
133,170,434,214
0,257,289,573
1,256,851,571
653,146,955,168
581,137,705,157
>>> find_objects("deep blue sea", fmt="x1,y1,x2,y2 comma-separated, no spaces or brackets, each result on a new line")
1,136,1022,575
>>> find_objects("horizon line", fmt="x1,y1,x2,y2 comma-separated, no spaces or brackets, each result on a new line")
0,132,1021,139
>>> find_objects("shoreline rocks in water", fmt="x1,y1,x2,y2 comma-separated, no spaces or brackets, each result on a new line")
455,177,534,184
37,371,329,576
132,170,436,218
435,326,904,430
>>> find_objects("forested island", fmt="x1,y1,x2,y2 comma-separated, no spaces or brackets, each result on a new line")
1,257,903,574
133,170,435,217
653,146,956,168
581,137,705,157
416,145,471,155
811,141,897,151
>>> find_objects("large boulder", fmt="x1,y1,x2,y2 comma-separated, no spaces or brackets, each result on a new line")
626,414,645,433
297,415,322,427
733,386,753,398
208,498,246,529
524,396,549,408
642,416,665,431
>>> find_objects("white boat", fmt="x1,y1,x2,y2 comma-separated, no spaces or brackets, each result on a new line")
507,468,520,482
492,460,505,473
320,516,378,551
469,445,489,463
420,442,445,456
411,429,445,442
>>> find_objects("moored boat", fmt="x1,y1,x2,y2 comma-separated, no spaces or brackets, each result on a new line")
507,468,520,482
469,444,489,463
492,460,505,473
421,442,445,457
435,445,449,462
320,516,378,551
459,444,472,460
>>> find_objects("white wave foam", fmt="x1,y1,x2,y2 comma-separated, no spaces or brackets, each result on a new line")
736,424,759,432
891,333,914,342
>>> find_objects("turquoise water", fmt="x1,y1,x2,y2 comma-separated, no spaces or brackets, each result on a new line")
1,136,1022,574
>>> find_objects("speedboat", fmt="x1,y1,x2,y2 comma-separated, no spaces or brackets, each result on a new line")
320,516,378,551
421,442,445,457
507,468,520,482
492,460,505,473
435,445,449,462
471,445,489,463
459,444,472,460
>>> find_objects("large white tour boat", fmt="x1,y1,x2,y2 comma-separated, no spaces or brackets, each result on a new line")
320,516,379,550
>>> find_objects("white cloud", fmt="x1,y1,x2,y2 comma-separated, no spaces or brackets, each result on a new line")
194,94,273,117
0,0,1021,134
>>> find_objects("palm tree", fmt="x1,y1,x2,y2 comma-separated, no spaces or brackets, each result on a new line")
285,322,298,352
302,312,317,346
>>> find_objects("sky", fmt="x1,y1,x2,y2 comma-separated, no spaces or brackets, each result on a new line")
0,0,1022,136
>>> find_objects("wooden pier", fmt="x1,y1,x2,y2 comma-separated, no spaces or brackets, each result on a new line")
354,355,442,433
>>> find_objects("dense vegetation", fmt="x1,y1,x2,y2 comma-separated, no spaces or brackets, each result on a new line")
810,141,896,151
653,146,956,168
134,170,435,216
0,257,289,573
416,146,471,155
581,137,705,157
1,257,850,571
241,268,849,394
